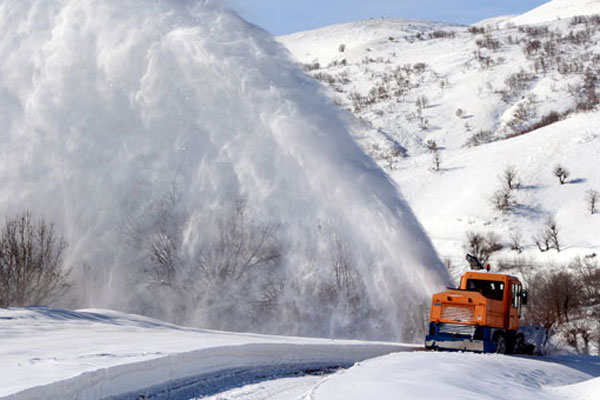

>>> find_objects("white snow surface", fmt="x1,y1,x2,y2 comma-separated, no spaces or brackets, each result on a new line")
278,6,600,272
507,0,600,26
2,307,599,400
311,352,600,400
0,0,451,340
0,307,414,399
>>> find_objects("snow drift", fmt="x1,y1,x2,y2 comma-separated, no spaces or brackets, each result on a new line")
0,0,450,340
507,0,600,26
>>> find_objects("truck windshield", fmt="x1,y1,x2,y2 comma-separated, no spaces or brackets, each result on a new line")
466,279,504,301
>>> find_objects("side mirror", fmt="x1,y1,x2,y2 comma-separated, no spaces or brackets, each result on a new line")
521,290,528,306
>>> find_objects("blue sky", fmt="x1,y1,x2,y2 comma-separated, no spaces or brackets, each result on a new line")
226,0,549,35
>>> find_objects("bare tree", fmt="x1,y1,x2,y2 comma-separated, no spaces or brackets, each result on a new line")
491,185,515,213
0,212,71,306
509,230,523,253
464,231,503,265
502,166,520,190
553,164,570,185
415,95,429,110
431,150,442,172
533,216,561,252
586,189,599,214
426,139,438,152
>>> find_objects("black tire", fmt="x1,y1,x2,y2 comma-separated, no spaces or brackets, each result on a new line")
496,335,507,354
514,334,526,354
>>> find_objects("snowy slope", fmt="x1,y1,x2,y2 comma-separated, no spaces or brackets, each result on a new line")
280,18,460,66
278,4,600,271
507,0,600,26
0,307,412,399
0,0,451,341
393,113,600,266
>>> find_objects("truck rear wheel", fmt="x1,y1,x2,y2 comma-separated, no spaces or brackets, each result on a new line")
495,335,507,354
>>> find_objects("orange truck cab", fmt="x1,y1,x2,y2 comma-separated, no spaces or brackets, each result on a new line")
425,264,529,354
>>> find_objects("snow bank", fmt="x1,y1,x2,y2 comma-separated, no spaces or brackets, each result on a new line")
311,352,596,400
0,307,414,399
507,0,600,26
0,0,450,340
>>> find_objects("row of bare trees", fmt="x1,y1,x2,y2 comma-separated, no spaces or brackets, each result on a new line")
504,256,600,354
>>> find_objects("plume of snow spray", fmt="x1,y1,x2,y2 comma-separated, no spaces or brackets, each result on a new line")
0,0,451,341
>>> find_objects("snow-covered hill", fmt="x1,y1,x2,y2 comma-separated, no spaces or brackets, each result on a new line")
2,307,599,400
507,0,600,26
278,0,600,271
0,0,451,341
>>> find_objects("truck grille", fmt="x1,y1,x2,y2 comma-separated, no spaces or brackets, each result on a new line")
439,323,476,336
441,305,475,322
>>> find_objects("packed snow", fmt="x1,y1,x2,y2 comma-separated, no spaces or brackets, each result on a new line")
0,307,413,399
2,307,599,400
0,0,451,341
310,352,600,400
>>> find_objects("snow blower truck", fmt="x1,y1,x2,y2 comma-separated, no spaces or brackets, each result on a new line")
425,254,544,354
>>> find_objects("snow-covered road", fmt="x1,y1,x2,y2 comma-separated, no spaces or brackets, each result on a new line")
2,307,599,400
0,307,412,399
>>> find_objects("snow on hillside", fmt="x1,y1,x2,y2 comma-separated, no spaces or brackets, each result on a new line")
280,18,461,66
2,307,599,400
278,7,600,268
0,0,451,341
279,1,600,352
507,0,600,26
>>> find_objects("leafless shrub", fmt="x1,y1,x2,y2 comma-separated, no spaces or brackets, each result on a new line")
533,216,561,252
468,26,486,35
475,34,501,51
418,115,430,131
506,110,563,139
553,164,570,185
518,25,549,38
426,139,438,152
338,43,346,53
502,166,520,190
491,185,515,213
586,189,599,214
575,70,599,111
429,30,456,39
502,69,534,102
465,130,493,147
509,231,524,253
464,231,503,265
0,212,71,306
382,144,406,170
413,62,427,74
523,270,580,329
507,103,532,132
303,62,320,72
455,108,465,118
313,72,336,86
416,95,429,110
431,150,441,172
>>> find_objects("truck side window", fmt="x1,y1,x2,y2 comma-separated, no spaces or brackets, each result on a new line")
511,283,517,308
